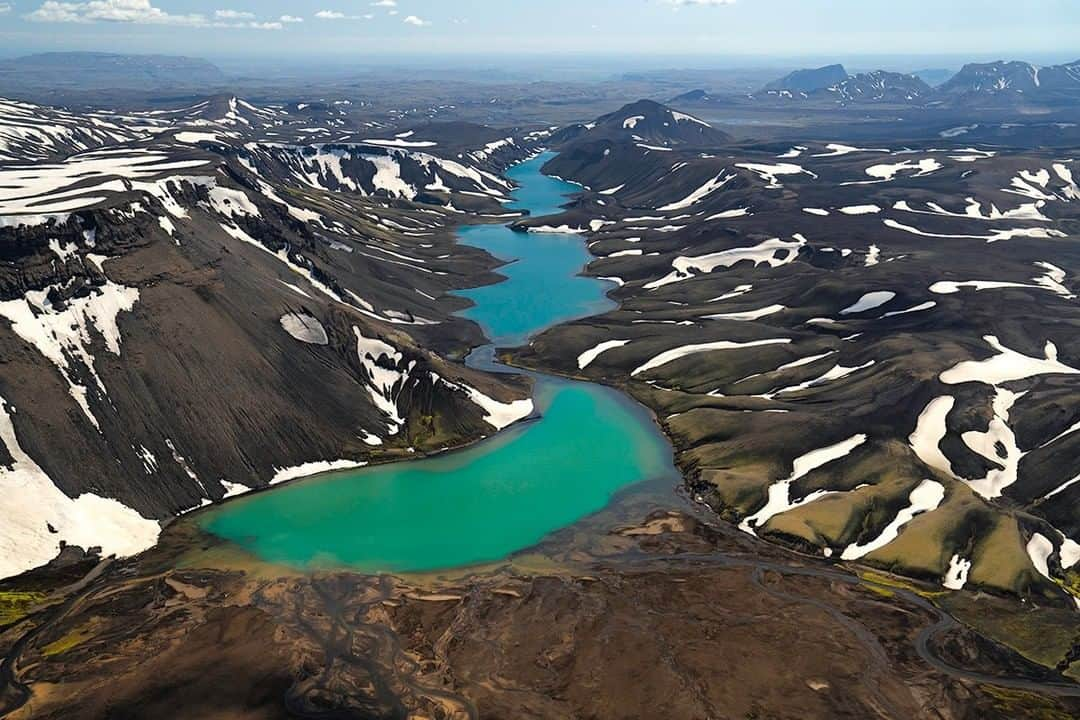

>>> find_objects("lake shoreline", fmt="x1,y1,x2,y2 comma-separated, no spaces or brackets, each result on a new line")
192,153,681,575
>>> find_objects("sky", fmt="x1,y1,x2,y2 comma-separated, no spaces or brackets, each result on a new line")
0,0,1078,64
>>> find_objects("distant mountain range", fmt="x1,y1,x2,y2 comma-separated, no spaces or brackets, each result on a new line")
0,52,227,93
676,59,1080,107
753,64,935,105
4,51,1079,114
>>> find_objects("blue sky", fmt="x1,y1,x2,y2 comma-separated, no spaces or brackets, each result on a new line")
0,0,1078,63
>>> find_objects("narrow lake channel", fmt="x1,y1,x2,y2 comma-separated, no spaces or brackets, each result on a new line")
198,153,678,574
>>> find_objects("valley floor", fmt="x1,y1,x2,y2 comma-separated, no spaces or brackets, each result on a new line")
1,86,1078,718
1,490,1077,720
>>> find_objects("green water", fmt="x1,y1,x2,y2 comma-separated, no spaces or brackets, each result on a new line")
198,153,677,573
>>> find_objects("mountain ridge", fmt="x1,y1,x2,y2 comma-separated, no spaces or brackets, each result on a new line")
745,57,1080,106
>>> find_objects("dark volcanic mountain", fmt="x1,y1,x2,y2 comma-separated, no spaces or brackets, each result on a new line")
762,63,849,94
757,66,931,104
670,89,713,104
825,70,934,104
550,99,732,150
939,59,1080,101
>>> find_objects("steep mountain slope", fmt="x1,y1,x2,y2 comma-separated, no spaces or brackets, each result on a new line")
517,101,1080,610
0,96,542,578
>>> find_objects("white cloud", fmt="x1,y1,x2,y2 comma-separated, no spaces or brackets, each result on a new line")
403,14,429,26
215,9,254,20
315,9,372,20
26,1,283,28
280,14,303,23
27,0,205,24
373,0,397,15
0,3,12,15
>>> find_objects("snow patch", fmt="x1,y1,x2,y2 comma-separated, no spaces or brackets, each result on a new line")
271,460,366,486
838,205,881,215
860,158,942,183
739,434,868,535
839,479,945,560
280,312,329,345
943,555,973,590
958,388,1025,498
704,304,786,322
645,236,805,290
940,336,1079,386
658,172,734,211
0,280,139,429
909,396,957,478
1026,533,1054,579
840,291,895,315
884,218,1066,244
735,162,816,188
460,385,533,430
578,339,631,370
353,327,409,434
632,338,791,377
0,395,159,580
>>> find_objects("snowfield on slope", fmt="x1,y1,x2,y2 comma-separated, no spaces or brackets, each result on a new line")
0,396,160,579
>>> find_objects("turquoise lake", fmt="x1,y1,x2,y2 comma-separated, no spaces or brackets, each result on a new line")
456,157,617,348
198,153,678,574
